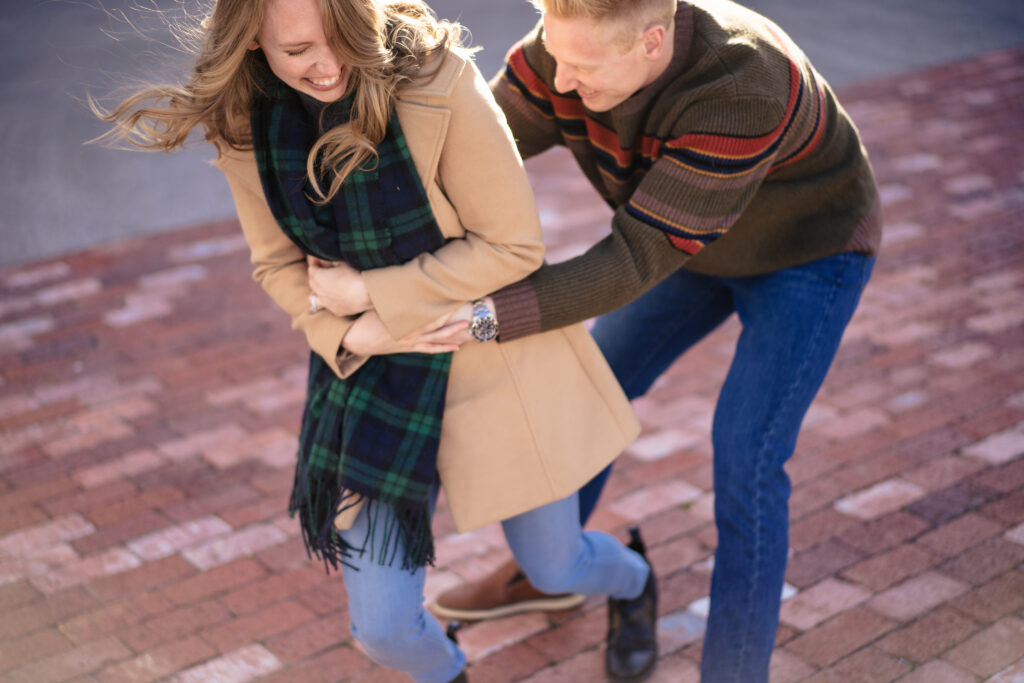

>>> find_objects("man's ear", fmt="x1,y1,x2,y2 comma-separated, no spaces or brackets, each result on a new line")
640,25,666,59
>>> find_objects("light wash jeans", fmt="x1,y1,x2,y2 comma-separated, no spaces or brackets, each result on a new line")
338,490,649,683
578,252,875,682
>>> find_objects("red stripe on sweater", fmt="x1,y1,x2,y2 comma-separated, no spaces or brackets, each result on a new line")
507,45,549,101
664,59,800,159
551,97,586,121
586,121,663,167
771,82,827,172
509,47,587,121
763,22,826,170
668,234,705,254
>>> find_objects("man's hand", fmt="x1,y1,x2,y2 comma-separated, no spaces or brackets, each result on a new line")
308,257,371,317
342,310,469,356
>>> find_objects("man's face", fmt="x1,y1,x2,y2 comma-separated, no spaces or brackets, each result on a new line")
541,13,656,112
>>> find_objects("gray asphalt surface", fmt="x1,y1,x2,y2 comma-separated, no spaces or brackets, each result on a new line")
2,0,1022,267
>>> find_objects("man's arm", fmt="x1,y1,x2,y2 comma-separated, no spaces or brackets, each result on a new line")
490,201,689,341
491,92,788,341
485,21,791,342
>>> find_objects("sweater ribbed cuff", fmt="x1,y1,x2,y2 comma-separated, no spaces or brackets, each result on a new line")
492,279,542,342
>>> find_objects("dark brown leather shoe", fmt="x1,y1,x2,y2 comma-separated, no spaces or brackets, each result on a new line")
428,556,586,621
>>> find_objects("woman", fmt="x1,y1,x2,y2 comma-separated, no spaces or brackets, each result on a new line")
95,0,658,681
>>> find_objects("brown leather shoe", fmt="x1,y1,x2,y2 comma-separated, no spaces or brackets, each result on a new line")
428,557,586,621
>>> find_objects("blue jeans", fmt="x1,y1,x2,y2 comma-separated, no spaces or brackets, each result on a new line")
580,252,875,682
338,489,649,683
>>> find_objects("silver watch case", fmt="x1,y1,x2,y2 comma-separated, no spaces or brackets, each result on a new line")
470,300,498,342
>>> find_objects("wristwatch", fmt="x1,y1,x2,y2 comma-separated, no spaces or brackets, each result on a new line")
469,299,499,342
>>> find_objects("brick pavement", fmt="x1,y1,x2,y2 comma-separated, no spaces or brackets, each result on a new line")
1,47,1022,682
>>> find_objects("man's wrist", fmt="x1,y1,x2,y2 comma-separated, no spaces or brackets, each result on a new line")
489,281,542,342
469,297,499,342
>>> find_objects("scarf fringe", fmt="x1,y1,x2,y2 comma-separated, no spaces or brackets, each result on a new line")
289,462,435,573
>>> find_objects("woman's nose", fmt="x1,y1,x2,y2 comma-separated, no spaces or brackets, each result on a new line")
316,48,341,74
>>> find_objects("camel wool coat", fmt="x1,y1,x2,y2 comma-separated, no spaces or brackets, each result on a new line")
214,50,639,533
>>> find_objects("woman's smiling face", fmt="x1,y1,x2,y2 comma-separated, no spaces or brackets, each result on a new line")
254,0,349,101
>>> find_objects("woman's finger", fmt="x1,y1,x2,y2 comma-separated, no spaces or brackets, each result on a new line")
423,321,468,342
309,256,339,269
419,312,454,333
405,321,467,348
412,343,460,354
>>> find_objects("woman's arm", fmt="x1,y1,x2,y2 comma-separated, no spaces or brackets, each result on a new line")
216,149,460,378
217,150,357,374
359,55,547,340
341,309,464,356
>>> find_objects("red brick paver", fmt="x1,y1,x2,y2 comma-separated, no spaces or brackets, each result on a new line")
1,48,1023,681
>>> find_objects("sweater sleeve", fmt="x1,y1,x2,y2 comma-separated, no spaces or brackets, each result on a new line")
493,94,788,340
488,23,563,160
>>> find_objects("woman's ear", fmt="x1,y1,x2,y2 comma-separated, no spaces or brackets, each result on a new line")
248,40,260,51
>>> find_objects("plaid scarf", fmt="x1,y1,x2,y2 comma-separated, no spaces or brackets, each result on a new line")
251,77,451,571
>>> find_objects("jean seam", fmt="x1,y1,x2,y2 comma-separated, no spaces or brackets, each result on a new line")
731,275,844,682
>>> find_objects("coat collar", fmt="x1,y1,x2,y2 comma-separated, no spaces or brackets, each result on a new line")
394,50,468,185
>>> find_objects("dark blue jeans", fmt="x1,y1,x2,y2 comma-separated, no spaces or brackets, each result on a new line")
578,252,875,682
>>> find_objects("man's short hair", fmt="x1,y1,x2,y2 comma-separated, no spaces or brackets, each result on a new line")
530,0,677,48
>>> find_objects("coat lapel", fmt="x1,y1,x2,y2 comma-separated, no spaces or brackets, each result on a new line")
394,52,464,190
396,99,450,191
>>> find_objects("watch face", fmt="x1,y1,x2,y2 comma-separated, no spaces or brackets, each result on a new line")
471,316,498,341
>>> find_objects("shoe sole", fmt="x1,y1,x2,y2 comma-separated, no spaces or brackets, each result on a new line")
427,593,587,621
606,655,657,682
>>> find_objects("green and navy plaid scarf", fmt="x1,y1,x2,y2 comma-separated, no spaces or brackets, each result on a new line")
251,77,451,571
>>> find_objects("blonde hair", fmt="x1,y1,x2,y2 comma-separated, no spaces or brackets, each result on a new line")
530,0,675,48
92,0,465,201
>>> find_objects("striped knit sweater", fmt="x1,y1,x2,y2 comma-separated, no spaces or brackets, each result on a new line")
490,0,882,341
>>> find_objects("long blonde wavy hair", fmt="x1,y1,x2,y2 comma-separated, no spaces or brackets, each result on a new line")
93,0,466,201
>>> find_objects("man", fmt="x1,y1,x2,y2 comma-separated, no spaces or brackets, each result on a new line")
427,0,882,680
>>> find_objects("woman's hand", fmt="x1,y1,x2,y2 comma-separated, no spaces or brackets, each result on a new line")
342,310,470,356
308,257,371,317
442,301,478,345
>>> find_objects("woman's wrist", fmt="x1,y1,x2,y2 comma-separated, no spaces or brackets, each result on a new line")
355,273,372,313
